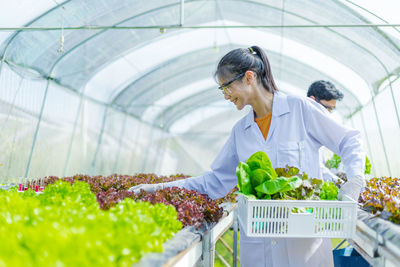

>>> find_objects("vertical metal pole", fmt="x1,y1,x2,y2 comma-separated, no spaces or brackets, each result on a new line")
128,122,142,175
180,0,184,26
157,132,171,174
360,111,376,176
0,56,4,78
202,230,214,267
63,92,85,177
371,98,392,176
90,106,109,175
141,126,156,172
112,113,128,174
25,79,51,179
5,77,25,179
387,80,400,129
233,208,238,267
154,129,168,173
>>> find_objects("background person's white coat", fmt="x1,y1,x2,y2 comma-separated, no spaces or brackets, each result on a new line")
164,92,365,267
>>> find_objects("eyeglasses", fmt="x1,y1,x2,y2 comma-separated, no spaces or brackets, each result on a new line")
218,73,245,95
315,98,336,112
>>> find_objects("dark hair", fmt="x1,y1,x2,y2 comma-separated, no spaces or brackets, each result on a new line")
307,80,344,101
214,45,278,93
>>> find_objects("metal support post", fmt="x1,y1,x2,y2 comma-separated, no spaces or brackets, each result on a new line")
112,113,128,173
233,208,238,267
25,79,51,179
180,0,184,26
90,106,109,175
63,91,85,176
201,230,215,267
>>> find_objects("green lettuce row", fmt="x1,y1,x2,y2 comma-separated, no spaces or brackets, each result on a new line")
0,181,182,267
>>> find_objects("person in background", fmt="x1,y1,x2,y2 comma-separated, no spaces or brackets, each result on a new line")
307,80,343,113
129,46,365,267
307,80,344,183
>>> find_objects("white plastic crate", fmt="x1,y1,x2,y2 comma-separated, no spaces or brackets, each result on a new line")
237,196,357,238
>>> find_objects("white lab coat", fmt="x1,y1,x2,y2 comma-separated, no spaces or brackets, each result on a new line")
164,92,365,267
319,147,341,183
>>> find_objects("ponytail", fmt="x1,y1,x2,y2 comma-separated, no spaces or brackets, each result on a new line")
215,46,278,93
249,45,279,92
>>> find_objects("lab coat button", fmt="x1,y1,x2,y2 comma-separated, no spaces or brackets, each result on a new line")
271,240,276,246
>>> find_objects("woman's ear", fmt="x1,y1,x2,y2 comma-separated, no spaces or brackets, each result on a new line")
244,70,255,85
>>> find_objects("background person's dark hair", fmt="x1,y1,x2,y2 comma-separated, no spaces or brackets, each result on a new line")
307,80,344,101
214,45,278,93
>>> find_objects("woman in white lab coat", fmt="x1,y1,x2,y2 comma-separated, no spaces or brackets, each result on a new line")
129,46,365,267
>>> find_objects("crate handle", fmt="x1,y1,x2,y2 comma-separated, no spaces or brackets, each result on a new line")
290,212,314,216
290,207,314,215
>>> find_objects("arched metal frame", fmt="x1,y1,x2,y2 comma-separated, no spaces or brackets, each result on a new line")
1,0,399,176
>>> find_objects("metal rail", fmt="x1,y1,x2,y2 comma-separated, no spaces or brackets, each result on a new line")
349,210,400,267
165,203,237,267
1,24,400,31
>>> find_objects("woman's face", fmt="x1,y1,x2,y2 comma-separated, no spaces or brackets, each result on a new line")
218,72,254,110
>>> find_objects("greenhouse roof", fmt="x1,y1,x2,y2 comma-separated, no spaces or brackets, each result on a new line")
1,0,400,132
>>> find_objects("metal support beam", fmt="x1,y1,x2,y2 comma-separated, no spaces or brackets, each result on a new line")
63,91,85,176
128,122,143,175
371,98,392,176
201,230,215,267
90,106,109,175
180,0,184,26
1,23,400,31
25,79,51,179
141,126,156,172
359,111,376,176
112,113,128,173
233,209,238,267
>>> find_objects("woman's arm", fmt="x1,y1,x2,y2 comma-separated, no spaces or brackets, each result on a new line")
304,99,365,196
163,129,239,200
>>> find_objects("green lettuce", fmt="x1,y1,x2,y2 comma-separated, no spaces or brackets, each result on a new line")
246,151,277,178
365,156,371,175
320,181,339,200
255,176,302,195
236,151,337,201
236,161,254,195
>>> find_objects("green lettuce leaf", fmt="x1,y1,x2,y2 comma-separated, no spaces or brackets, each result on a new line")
365,156,371,175
254,176,302,195
250,169,273,188
320,181,338,200
236,162,254,195
275,166,299,177
246,151,277,178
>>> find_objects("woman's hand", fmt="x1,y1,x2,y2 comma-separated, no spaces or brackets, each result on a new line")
128,183,164,194
337,175,364,202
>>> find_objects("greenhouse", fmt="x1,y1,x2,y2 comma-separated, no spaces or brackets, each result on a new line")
0,0,400,266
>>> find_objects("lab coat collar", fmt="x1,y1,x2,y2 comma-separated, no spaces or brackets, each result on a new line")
244,91,290,130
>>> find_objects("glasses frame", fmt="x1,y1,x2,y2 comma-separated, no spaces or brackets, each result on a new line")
315,97,336,112
218,72,245,95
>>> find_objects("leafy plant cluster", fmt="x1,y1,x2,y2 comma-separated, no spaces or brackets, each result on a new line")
0,181,182,266
359,177,400,224
96,187,223,227
325,153,342,170
37,173,225,227
325,154,372,175
134,187,223,227
320,181,339,200
236,151,338,200
216,187,238,204
41,173,190,194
